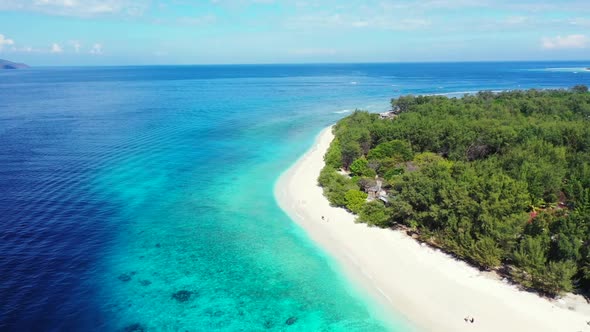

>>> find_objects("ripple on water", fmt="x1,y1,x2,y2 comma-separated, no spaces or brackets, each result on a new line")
3,63,587,331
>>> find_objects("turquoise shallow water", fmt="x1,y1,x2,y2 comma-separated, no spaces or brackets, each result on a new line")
0,62,589,331
91,82,400,331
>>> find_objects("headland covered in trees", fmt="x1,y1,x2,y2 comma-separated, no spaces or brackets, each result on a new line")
320,86,590,296
276,86,590,332
0,59,29,69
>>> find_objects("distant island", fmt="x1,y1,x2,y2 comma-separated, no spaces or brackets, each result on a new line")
0,59,29,69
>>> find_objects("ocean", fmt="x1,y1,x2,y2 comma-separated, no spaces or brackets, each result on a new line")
0,62,589,331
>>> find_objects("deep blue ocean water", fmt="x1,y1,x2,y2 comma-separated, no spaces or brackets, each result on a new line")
0,62,589,331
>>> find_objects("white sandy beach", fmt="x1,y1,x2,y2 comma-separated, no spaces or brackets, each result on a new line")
275,126,590,332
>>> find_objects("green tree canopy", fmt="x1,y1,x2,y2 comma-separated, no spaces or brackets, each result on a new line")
320,88,590,295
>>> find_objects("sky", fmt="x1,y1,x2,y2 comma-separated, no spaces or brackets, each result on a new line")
0,0,589,65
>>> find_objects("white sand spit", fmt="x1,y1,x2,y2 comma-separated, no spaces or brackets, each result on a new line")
275,126,590,332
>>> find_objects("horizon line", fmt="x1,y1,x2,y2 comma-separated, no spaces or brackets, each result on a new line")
8,59,590,68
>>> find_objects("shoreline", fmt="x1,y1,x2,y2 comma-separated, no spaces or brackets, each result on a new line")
275,125,590,332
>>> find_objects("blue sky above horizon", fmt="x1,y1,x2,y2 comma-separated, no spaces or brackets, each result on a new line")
0,0,589,65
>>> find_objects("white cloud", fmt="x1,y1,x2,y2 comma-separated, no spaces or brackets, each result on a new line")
0,0,148,17
210,0,276,6
291,48,336,56
352,20,370,28
177,14,217,26
50,42,63,53
285,9,431,31
69,40,81,53
89,43,102,54
542,34,588,49
0,34,15,51
35,0,77,7
387,18,431,30
569,17,590,27
285,13,342,29
504,16,528,25
378,0,487,11
380,0,590,13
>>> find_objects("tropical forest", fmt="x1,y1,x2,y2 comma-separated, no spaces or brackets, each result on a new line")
319,86,590,296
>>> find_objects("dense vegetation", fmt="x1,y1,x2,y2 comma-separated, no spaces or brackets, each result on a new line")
319,86,590,296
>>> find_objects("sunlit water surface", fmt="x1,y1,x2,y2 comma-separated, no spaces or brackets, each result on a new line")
1,62,589,331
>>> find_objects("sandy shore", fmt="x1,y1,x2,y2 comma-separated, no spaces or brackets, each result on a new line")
275,126,590,332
